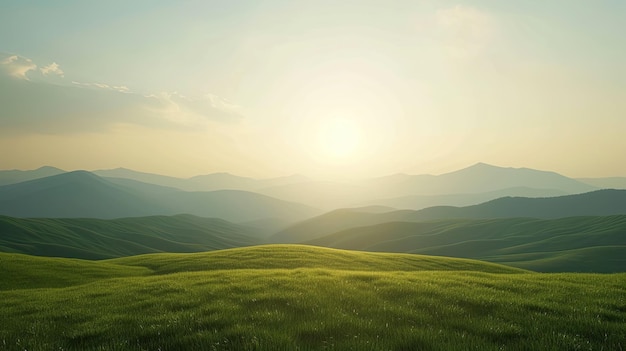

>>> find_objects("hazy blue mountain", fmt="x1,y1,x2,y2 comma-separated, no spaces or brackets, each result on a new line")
2,163,600,212
103,176,183,195
363,186,568,210
0,214,260,259
412,189,626,220
578,177,626,189
272,189,626,243
257,181,372,210
260,163,596,209
163,189,319,223
186,173,310,191
305,215,626,273
0,171,320,222
93,168,189,190
94,167,310,192
364,163,596,198
0,166,66,186
0,171,170,218
347,205,398,213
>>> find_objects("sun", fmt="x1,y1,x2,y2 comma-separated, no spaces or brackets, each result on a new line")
318,118,361,159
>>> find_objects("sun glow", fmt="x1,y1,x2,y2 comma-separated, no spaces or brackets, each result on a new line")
318,118,361,159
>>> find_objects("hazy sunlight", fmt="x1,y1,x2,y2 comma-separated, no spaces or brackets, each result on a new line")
317,117,361,159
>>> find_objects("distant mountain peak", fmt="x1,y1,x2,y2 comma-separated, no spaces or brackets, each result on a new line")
468,162,502,169
35,166,65,172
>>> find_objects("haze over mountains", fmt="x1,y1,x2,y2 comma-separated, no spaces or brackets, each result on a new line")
0,171,318,222
0,166,65,186
0,162,613,211
1,162,625,273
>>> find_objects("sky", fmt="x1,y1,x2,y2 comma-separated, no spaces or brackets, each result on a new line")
1,0,625,179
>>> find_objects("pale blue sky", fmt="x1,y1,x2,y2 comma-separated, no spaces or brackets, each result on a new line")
1,1,625,178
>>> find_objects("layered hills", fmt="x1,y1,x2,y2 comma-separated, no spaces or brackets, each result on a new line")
306,215,626,272
0,164,624,274
0,163,603,210
0,171,319,222
0,214,260,259
273,189,626,243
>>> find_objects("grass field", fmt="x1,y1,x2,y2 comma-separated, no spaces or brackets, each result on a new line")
1,245,625,350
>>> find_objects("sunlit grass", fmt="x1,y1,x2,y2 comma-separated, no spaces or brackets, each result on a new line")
1,245,624,350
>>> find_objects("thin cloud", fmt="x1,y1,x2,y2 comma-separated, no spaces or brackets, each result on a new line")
0,55,37,80
436,5,495,60
0,57,246,134
72,80,133,93
40,62,64,77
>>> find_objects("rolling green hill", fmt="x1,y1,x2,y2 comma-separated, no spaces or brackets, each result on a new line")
0,214,261,259
1,245,625,350
0,252,151,290
413,189,626,220
106,244,526,275
306,215,626,272
274,189,626,243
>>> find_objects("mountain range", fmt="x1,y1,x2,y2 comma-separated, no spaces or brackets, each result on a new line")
272,189,626,243
0,171,319,222
1,163,625,273
0,163,612,211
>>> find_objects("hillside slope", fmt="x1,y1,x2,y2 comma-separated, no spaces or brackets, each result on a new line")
0,171,319,222
275,189,626,243
307,215,626,272
413,189,626,220
107,244,526,274
0,214,261,259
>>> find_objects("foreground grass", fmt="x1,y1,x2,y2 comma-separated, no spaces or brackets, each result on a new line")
1,246,625,350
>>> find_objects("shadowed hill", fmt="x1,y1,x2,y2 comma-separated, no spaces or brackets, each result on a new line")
365,186,568,210
413,189,626,220
0,171,320,222
274,189,626,243
306,215,626,272
0,171,169,218
0,214,261,259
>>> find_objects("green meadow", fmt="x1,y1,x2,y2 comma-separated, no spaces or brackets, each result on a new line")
1,245,625,350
